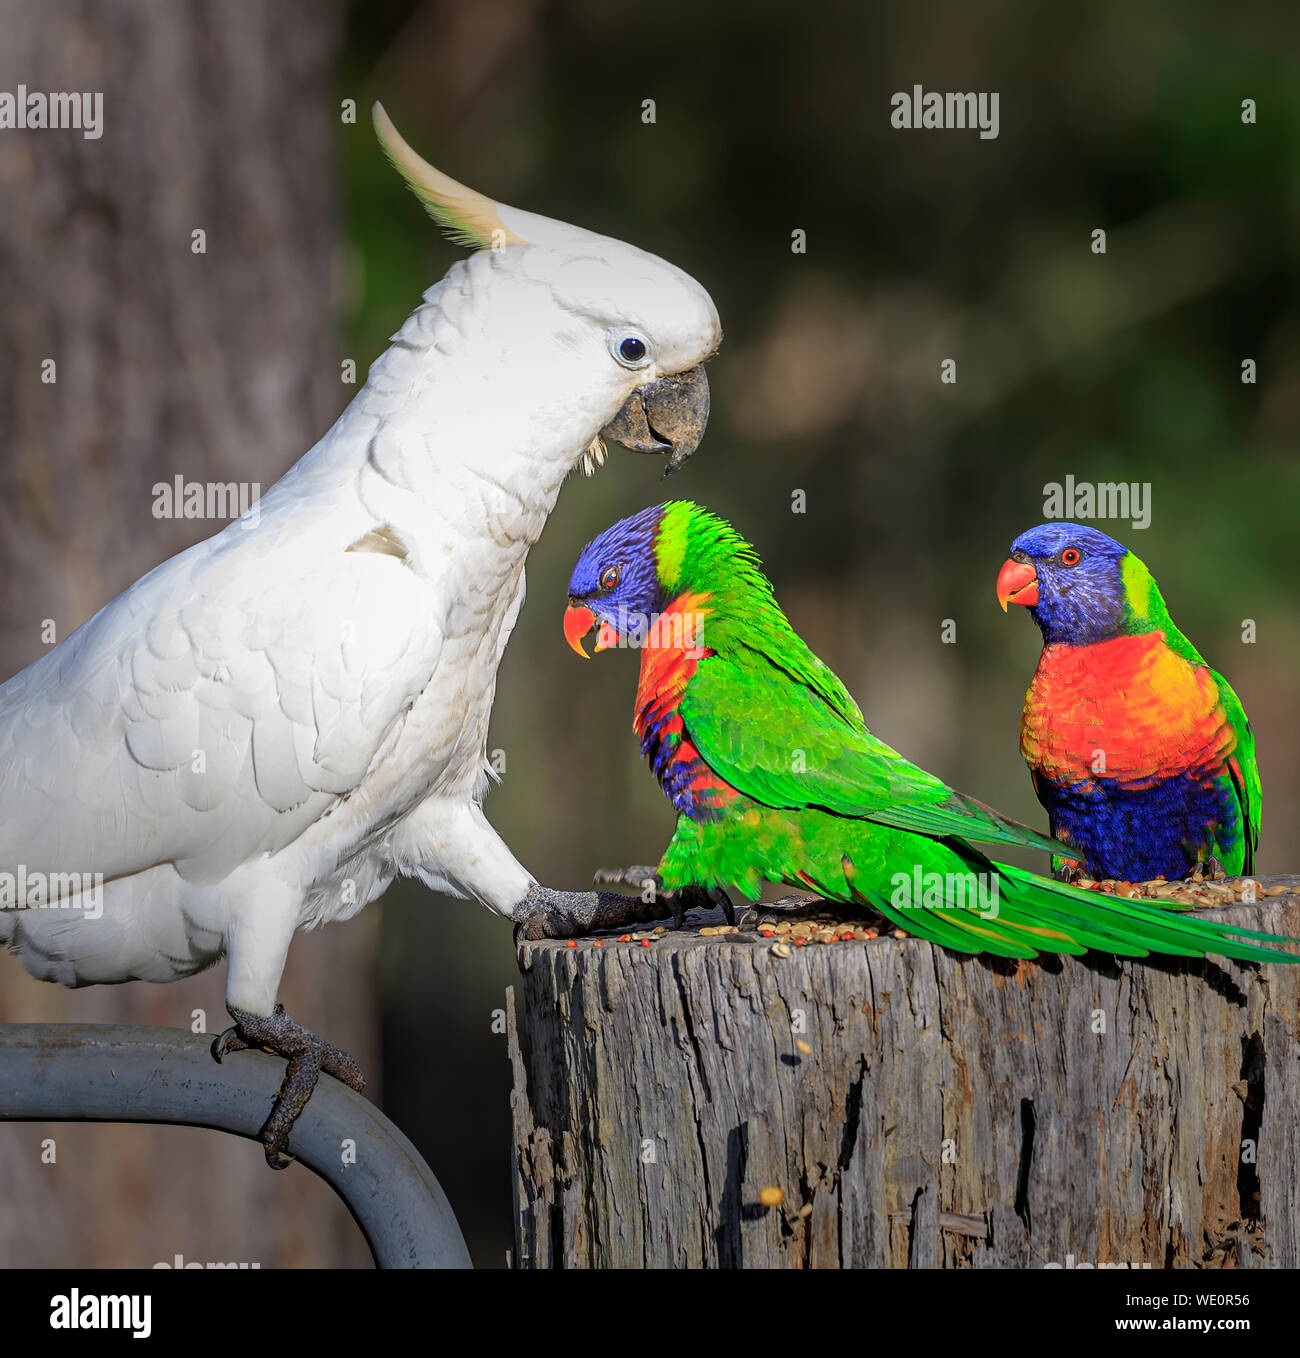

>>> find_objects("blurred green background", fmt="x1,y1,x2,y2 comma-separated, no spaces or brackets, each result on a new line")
339,1,1300,1264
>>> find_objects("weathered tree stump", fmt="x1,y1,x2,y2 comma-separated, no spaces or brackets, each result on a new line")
508,877,1300,1268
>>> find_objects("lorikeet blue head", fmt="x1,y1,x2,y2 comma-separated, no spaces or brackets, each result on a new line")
997,522,1157,646
563,500,778,657
564,503,670,655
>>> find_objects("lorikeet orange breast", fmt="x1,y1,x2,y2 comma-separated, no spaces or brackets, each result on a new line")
632,591,741,819
563,502,1289,966
1000,522,1259,880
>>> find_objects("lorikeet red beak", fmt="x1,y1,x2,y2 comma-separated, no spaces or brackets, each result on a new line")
563,603,619,657
997,559,1039,611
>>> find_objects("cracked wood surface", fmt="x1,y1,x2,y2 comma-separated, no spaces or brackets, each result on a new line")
508,877,1300,1268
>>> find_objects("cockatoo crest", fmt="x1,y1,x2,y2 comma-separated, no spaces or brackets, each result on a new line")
371,103,720,481
373,102,531,250
373,101,680,259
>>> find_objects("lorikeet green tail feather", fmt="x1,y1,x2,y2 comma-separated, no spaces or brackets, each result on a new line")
865,863,1294,964
564,501,1297,966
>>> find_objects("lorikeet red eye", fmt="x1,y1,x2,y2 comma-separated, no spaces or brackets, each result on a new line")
599,565,620,591
1061,547,1081,566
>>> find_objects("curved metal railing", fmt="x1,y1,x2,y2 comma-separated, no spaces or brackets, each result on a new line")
0,1023,471,1269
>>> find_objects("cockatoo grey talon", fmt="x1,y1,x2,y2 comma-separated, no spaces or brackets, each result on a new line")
667,883,729,931
217,1003,365,1169
514,882,668,939
587,871,732,932
211,1026,252,1062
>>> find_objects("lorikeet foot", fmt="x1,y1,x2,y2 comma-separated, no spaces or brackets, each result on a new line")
1185,857,1227,882
593,867,736,929
513,883,668,941
1053,862,1089,885
760,893,896,935
212,1003,366,1170
764,893,840,914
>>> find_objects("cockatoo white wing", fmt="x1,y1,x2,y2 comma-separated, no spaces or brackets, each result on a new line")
0,503,442,895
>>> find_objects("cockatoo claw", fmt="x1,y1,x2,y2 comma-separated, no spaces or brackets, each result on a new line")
211,1027,253,1060
513,882,668,941
591,869,734,931
213,1003,366,1169
592,865,686,926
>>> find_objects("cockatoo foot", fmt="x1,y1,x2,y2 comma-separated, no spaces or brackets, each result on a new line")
593,867,736,929
1185,857,1227,882
212,1003,366,1170
512,882,673,941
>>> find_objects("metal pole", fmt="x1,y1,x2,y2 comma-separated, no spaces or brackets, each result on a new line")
0,1023,471,1269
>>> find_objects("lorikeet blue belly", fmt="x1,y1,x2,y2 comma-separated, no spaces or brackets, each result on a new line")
1039,777,1245,882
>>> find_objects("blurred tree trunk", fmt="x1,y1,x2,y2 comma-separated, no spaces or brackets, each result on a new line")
0,0,375,1268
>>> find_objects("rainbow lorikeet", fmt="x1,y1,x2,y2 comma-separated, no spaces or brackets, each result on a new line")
562,502,1292,964
997,522,1260,884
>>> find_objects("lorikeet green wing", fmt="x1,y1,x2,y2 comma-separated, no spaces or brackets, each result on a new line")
1210,669,1261,865
679,642,1060,853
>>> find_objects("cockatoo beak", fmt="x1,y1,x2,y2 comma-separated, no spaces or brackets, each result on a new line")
601,366,710,474
997,559,1039,611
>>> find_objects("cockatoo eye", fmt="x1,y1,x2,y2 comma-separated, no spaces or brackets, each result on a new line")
613,333,650,367
598,564,620,592
1060,547,1081,567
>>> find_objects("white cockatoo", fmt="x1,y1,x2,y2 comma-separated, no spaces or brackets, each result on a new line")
0,105,721,1164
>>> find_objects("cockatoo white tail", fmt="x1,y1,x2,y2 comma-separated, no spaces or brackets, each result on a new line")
0,104,722,1165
